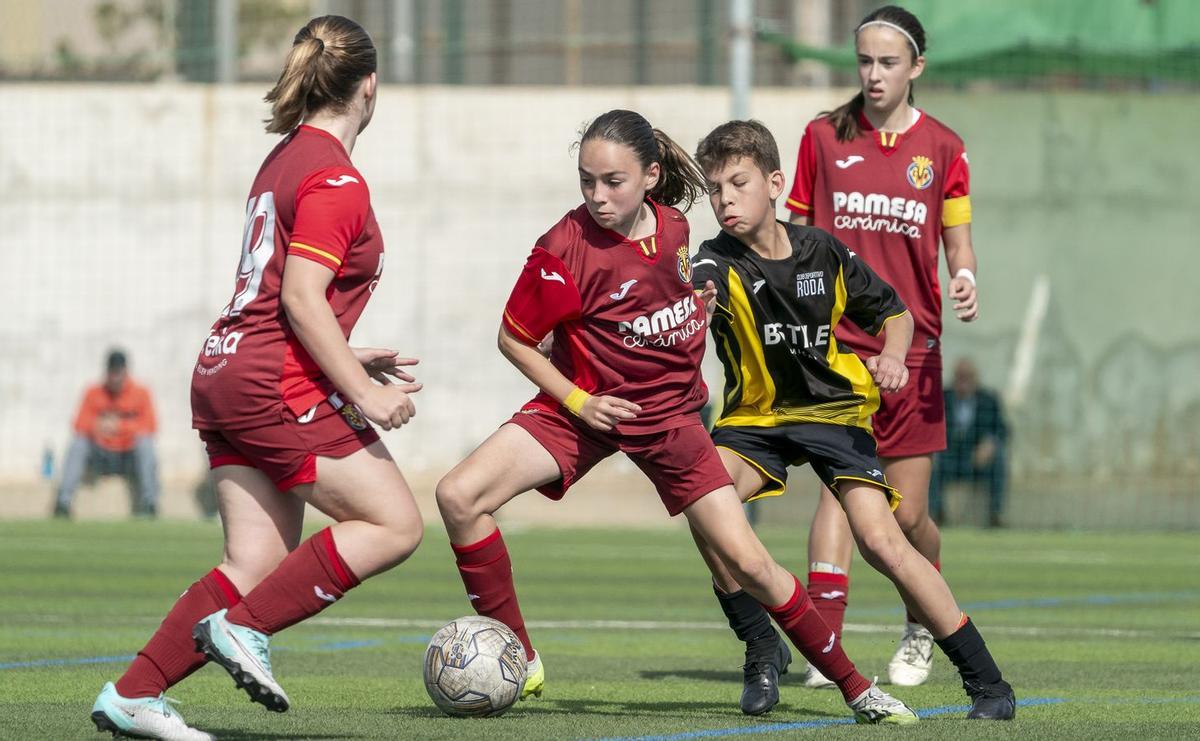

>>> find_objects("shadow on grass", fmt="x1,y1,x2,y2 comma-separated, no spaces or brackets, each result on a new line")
203,730,364,740
386,698,842,722
640,668,742,684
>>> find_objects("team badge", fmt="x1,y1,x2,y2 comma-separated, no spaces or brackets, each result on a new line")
338,403,369,431
907,156,934,190
677,245,692,283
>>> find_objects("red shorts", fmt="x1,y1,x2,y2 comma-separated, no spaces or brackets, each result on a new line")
199,396,379,492
873,363,946,458
507,409,733,517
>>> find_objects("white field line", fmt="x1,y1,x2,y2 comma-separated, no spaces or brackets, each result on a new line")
308,616,1200,641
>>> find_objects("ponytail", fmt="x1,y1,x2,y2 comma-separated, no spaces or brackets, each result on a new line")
826,92,866,143
264,16,377,135
649,128,706,211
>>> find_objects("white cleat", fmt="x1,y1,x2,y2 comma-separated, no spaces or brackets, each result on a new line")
91,682,214,740
887,622,935,687
193,609,290,712
847,683,919,725
799,662,837,689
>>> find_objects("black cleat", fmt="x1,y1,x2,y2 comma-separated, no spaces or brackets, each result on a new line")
740,639,792,715
965,679,1016,720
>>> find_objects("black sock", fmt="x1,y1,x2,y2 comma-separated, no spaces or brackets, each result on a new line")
714,585,779,658
935,617,1004,689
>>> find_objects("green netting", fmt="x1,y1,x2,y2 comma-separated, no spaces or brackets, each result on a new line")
761,0,1200,81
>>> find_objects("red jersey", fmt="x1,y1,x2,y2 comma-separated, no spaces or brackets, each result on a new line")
502,201,708,434
786,111,970,366
192,125,385,430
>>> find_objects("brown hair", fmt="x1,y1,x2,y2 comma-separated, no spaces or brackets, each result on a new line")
695,120,781,178
825,5,926,143
264,16,377,135
580,109,706,211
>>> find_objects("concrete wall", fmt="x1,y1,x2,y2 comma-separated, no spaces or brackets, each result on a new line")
1,84,1196,524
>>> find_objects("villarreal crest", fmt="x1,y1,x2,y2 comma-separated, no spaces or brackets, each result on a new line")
907,156,934,190
677,245,692,283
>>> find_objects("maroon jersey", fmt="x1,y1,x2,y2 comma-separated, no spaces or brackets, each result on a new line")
786,111,970,366
192,125,385,430
502,201,708,434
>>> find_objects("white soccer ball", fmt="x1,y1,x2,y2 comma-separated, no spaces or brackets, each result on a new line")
423,616,528,717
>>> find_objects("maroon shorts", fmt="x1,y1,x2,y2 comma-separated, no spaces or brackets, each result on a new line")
199,396,379,492
507,409,734,517
873,363,946,458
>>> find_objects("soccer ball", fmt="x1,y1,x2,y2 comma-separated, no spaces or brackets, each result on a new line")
423,616,527,717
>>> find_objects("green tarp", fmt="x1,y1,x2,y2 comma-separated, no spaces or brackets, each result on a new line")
761,0,1200,80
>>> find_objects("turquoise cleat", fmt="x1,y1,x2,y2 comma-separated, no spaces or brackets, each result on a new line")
193,609,290,712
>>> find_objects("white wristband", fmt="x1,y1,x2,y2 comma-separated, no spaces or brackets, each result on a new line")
954,268,976,286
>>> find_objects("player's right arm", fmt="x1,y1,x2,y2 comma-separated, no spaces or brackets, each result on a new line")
281,169,421,431
690,244,729,319
785,123,817,226
500,246,640,432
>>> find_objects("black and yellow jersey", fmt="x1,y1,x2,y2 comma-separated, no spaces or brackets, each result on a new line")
692,222,907,431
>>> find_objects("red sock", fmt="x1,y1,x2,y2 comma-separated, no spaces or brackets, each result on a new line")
226,528,360,635
807,572,850,638
453,528,534,662
905,558,940,625
115,568,242,698
763,576,872,702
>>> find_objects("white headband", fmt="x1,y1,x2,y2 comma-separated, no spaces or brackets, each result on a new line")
856,20,920,56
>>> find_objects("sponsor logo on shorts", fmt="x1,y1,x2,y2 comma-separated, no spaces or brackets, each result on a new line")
297,405,319,424
339,403,369,431
867,468,883,478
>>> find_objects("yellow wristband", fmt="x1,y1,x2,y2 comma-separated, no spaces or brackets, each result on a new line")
563,387,591,417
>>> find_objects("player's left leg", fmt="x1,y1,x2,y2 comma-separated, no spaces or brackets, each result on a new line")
881,454,941,686
687,447,791,716
840,482,1015,719
683,486,917,725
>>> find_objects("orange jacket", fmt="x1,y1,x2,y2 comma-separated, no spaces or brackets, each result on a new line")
73,379,156,452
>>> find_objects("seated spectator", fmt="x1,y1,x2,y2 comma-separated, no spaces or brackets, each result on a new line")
54,349,160,518
930,358,1009,528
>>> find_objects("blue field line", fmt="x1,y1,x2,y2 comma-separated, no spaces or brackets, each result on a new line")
0,634,434,670
0,654,134,670
592,698,1066,741
852,590,1200,617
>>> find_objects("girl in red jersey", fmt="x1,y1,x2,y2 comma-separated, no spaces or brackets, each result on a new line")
92,17,423,739
715,5,982,693
434,109,917,725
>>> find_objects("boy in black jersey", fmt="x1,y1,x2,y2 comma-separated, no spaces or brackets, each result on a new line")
690,120,1015,721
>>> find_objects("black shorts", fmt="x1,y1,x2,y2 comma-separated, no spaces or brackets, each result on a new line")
710,423,901,509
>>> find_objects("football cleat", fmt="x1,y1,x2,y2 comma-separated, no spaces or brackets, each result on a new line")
847,683,919,725
798,661,836,689
965,679,1016,720
90,682,213,740
193,609,289,712
887,622,934,686
520,650,544,700
740,638,792,715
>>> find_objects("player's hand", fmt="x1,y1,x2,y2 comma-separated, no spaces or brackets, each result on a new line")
949,276,978,322
356,382,422,430
866,353,909,392
695,280,718,317
579,395,641,432
352,347,419,384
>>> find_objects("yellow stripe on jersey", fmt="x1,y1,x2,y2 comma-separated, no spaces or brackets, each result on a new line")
942,195,972,227
786,197,810,212
503,310,540,344
289,242,342,266
826,265,880,430
713,270,777,427
874,309,910,337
